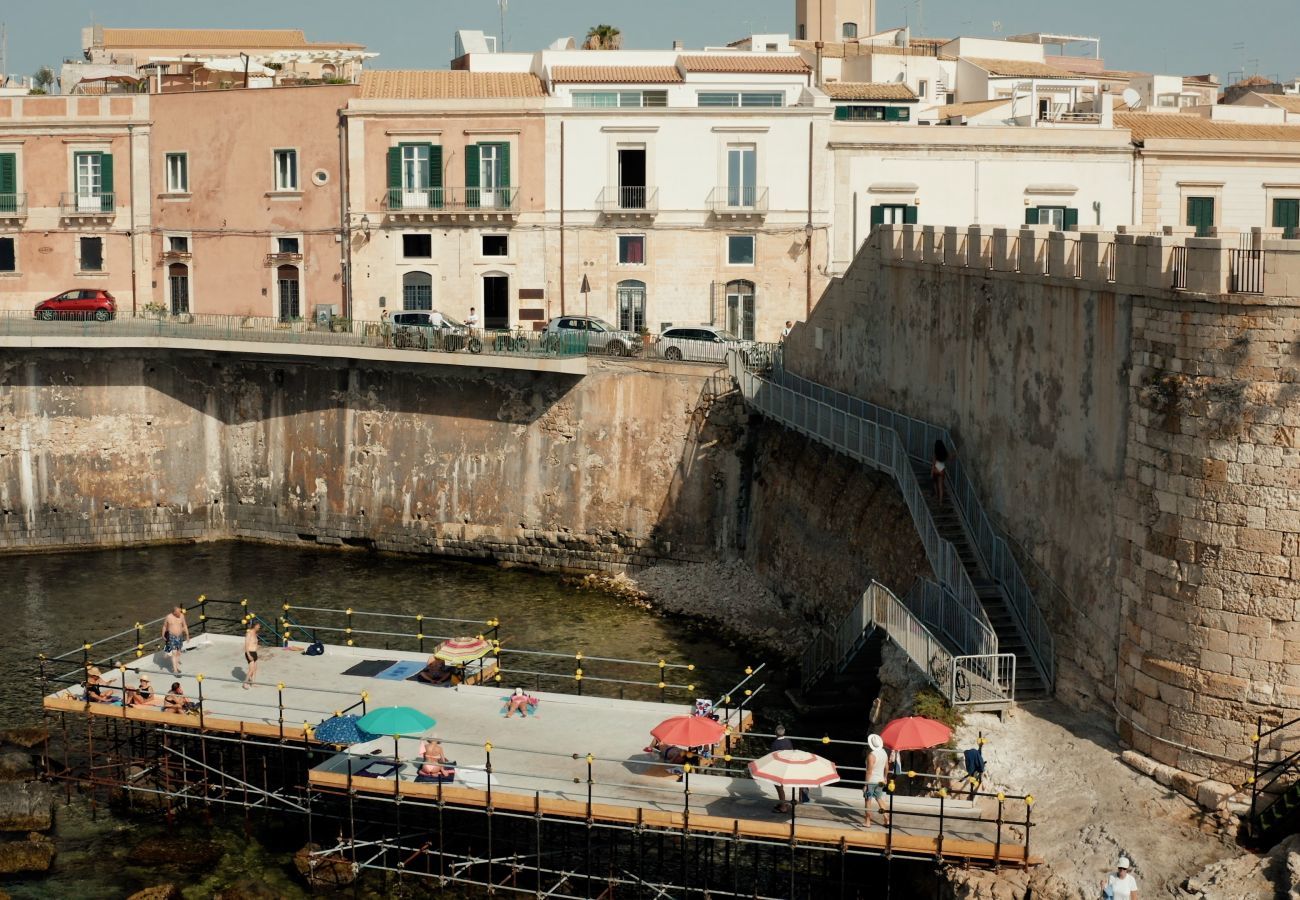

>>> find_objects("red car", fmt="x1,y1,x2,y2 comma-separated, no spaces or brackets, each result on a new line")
34,289,117,322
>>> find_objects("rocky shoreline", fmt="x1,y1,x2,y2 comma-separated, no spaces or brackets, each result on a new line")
0,726,55,879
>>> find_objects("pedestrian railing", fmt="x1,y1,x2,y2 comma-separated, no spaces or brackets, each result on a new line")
733,357,999,665
1229,248,1265,295
744,359,1055,694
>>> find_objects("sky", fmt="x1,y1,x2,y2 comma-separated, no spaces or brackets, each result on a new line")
1,0,1294,87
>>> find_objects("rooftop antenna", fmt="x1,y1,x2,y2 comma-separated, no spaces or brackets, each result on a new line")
497,0,507,52
992,21,1003,35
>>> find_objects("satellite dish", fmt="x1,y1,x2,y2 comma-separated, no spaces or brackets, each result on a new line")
1122,88,1142,109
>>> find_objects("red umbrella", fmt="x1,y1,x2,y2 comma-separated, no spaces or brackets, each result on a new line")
650,715,726,748
879,716,952,751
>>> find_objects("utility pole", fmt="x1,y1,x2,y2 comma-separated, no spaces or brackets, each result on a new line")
497,0,508,52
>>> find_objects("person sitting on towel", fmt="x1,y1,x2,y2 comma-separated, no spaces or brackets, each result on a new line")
83,667,115,703
414,739,455,782
416,656,455,686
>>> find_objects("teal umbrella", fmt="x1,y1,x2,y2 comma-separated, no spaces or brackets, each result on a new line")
358,706,435,736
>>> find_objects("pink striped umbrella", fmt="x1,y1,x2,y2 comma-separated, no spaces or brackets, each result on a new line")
748,749,841,787
434,637,491,665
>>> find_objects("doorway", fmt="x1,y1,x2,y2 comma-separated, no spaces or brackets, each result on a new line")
482,275,509,330
168,263,190,315
277,264,300,321
618,147,647,209
725,280,755,340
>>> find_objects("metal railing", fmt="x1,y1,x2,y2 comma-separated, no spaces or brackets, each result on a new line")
736,356,1055,692
598,185,659,214
60,191,115,215
0,310,588,360
1229,248,1264,294
0,193,27,216
1249,712,1300,841
733,358,998,662
1171,245,1188,289
707,185,769,214
385,187,518,213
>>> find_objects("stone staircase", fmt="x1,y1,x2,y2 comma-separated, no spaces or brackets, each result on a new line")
908,458,1048,699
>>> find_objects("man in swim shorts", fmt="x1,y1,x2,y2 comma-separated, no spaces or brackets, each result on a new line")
243,620,261,689
162,605,189,675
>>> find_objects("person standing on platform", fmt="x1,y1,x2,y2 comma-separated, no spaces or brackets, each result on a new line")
864,733,891,828
770,724,795,813
162,605,189,676
1103,856,1139,899
242,620,262,690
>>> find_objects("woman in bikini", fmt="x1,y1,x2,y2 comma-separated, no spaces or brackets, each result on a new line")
416,739,455,782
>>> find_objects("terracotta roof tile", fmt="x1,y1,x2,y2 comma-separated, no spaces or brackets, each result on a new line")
551,65,682,84
360,70,545,100
1115,112,1300,143
962,57,1078,79
824,82,917,101
1258,95,1300,114
100,28,363,51
679,55,809,74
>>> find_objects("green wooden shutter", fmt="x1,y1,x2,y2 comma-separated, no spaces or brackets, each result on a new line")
870,205,884,227
0,154,15,214
1064,207,1079,230
428,144,442,207
903,206,918,225
1273,198,1299,235
886,106,907,122
387,146,402,209
1025,207,1040,225
464,144,480,209
99,152,114,212
834,105,849,121
1187,197,1214,236
497,141,511,206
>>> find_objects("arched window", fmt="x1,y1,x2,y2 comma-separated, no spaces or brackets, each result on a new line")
321,64,337,79
402,271,433,310
168,263,190,315
725,280,755,341
616,280,646,333
276,264,300,321
842,22,858,39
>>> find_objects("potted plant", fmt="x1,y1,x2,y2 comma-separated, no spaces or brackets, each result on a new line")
142,301,167,320
638,326,652,347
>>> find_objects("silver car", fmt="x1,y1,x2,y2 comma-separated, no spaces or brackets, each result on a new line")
542,315,642,357
657,325,757,364
391,311,476,352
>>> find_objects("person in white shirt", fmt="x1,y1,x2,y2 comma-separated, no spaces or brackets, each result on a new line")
781,320,793,342
863,733,890,827
1103,856,1138,900
465,307,480,335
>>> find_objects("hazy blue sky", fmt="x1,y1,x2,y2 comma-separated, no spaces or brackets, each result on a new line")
2,0,1293,86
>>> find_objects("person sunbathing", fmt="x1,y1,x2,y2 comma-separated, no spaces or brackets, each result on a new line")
504,687,532,718
83,668,114,703
163,682,190,715
416,656,455,686
124,675,157,707
415,739,455,782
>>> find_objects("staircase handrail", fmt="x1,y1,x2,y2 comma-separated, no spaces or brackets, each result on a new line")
732,357,998,663
1249,712,1300,838
759,360,1056,692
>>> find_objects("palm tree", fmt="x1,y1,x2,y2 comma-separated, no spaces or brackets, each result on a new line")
583,25,622,50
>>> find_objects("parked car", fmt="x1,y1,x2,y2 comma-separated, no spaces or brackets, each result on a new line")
34,289,117,322
391,311,480,353
542,315,641,357
657,325,759,364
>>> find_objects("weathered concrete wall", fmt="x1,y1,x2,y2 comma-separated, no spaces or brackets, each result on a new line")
0,352,725,570
788,243,1133,712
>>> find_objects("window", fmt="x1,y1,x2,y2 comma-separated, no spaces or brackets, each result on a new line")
1272,198,1299,237
277,236,300,254
797,24,806,40
481,234,509,257
0,152,16,211
165,152,188,193
842,22,858,39
727,234,755,265
79,236,103,272
167,235,189,253
402,271,433,310
403,234,432,258
617,280,647,332
726,145,757,207
168,263,189,315
0,237,14,272
573,90,666,108
918,80,928,98
1025,206,1076,229
697,92,785,108
1186,196,1215,237
725,280,756,341
74,151,112,212
618,234,646,265
834,105,911,121
277,265,300,320
466,142,511,209
870,204,916,226
387,143,443,210
273,149,298,191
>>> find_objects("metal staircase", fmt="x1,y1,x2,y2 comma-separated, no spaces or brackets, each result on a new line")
730,353,1054,698
1250,714,1300,845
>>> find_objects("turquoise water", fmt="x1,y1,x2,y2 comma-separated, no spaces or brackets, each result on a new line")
0,541,782,898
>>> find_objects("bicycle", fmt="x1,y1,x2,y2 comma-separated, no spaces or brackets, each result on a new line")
493,325,530,353
929,653,972,703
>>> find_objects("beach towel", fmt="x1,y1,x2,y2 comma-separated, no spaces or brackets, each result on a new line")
374,661,426,681
341,660,397,678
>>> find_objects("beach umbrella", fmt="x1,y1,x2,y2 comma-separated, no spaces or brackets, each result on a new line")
748,749,841,787
434,637,492,665
357,706,435,736
879,716,952,751
314,714,374,745
650,715,726,748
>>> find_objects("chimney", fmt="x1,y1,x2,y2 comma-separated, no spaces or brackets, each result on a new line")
673,40,684,51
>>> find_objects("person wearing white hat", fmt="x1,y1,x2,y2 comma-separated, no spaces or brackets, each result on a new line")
863,733,890,828
1103,856,1138,899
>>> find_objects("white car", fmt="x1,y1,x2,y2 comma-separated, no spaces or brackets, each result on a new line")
657,325,757,364
542,315,641,357
391,311,478,352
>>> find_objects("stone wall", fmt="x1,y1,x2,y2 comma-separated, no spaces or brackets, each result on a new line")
786,226,1300,779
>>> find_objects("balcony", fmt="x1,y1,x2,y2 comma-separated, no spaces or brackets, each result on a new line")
60,192,116,220
264,252,304,267
385,187,519,223
707,186,769,219
598,186,659,219
0,193,27,223
160,250,193,262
